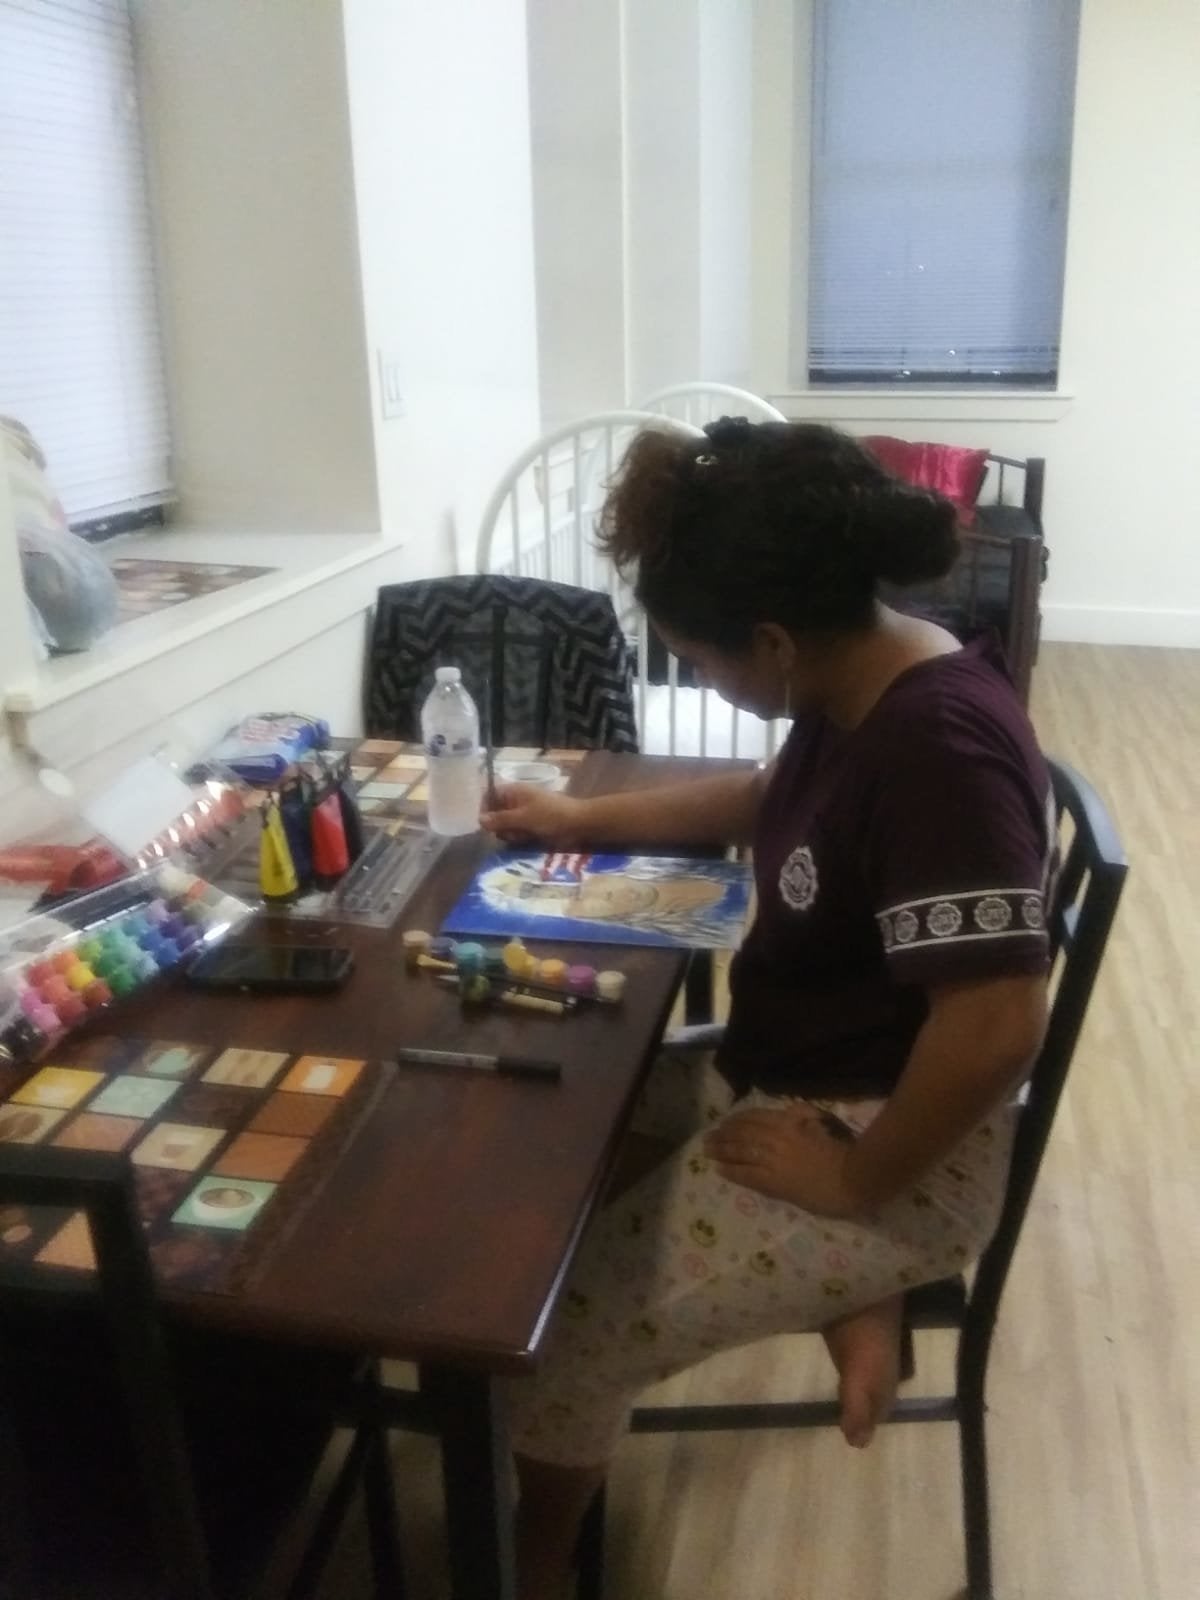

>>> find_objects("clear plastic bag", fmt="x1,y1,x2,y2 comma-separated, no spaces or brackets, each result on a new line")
17,517,119,653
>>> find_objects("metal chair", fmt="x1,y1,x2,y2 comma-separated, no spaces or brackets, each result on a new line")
635,381,788,427
0,1145,405,1600
576,756,1128,1600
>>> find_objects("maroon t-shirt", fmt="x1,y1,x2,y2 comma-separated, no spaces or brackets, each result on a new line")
718,638,1055,1098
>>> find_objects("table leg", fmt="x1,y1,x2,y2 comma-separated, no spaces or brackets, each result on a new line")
420,1365,516,1600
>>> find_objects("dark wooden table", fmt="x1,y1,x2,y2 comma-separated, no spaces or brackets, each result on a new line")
106,751,749,1600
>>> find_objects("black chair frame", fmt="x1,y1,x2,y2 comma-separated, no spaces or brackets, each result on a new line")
0,1146,405,1600
575,756,1127,1600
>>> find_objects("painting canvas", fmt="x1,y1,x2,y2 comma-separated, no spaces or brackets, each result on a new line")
441,851,753,950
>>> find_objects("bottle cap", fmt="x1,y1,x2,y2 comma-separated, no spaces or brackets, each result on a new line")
435,666,462,685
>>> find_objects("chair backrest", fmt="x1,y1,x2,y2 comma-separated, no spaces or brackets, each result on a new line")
365,574,639,752
474,411,792,761
636,383,788,427
0,1145,214,1600
967,757,1128,1333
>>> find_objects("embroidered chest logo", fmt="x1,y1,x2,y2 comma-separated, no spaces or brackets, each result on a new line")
779,845,819,912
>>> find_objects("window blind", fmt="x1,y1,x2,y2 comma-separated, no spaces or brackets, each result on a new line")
0,0,171,523
802,0,1081,386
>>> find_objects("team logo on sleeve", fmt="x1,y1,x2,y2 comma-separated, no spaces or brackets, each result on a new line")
779,845,818,911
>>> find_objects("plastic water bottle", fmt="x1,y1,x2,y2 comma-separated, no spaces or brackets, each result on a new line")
421,666,483,836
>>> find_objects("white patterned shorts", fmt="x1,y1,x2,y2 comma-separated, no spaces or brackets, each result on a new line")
507,1051,1016,1467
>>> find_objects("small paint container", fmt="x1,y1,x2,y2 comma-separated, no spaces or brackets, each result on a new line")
537,958,568,987
39,975,72,1008
454,941,487,975
403,929,432,970
502,939,537,978
595,970,627,1002
56,993,87,1026
429,937,458,963
566,964,596,994
30,1001,62,1035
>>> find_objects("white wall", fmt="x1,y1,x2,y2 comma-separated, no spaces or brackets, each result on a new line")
134,0,380,533
342,0,541,568
526,0,627,427
527,0,755,419
752,0,1200,646
698,1,753,385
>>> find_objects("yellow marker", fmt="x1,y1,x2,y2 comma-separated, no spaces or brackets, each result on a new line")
259,797,298,902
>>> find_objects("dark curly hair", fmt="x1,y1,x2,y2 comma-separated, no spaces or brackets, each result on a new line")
597,417,960,648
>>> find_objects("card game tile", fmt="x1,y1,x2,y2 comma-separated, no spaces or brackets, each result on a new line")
203,1047,289,1089
174,1177,277,1232
53,1113,142,1153
125,1041,212,1080
279,1056,363,1097
132,1122,225,1173
173,1083,260,1127
150,1227,241,1290
212,1131,307,1182
248,1092,336,1138
134,1166,194,1227
0,1105,68,1144
12,1066,104,1111
89,1075,180,1119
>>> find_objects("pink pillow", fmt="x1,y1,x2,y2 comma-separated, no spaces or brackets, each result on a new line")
861,436,990,527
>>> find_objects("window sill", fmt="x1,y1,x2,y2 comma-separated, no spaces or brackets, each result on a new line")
5,526,405,762
767,389,1074,425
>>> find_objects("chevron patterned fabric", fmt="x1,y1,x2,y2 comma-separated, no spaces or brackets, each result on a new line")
365,575,639,753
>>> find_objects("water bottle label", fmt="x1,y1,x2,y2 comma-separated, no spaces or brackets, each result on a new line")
425,735,476,757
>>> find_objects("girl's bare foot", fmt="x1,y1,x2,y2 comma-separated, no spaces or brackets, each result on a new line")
821,1294,904,1448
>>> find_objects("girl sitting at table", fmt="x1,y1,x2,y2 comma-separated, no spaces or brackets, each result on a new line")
481,418,1054,1600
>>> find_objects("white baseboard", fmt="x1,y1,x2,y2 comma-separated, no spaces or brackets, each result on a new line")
1040,604,1200,648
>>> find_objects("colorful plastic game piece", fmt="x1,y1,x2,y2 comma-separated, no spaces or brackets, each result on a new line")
566,964,597,994
595,970,627,1002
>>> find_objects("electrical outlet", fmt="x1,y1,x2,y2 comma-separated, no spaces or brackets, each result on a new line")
377,350,406,420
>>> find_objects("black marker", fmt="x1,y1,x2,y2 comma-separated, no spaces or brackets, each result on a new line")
395,1046,561,1082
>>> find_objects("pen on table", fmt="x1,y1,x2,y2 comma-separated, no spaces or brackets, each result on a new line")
395,1046,562,1082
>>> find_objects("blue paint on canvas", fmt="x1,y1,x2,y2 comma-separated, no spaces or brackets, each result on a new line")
441,851,752,950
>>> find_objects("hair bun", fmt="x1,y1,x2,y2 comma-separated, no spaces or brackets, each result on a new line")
703,415,754,449
852,484,960,587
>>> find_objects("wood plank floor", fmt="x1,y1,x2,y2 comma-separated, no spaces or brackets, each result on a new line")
324,643,1200,1600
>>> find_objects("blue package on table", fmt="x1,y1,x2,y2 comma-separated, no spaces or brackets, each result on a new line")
209,714,331,785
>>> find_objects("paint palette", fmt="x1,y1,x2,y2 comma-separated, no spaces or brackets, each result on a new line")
0,865,251,1070
0,1035,386,1294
